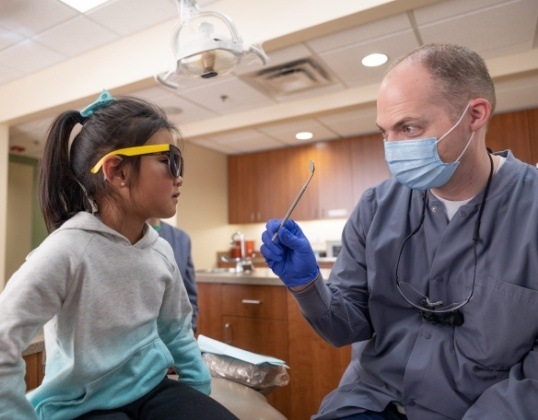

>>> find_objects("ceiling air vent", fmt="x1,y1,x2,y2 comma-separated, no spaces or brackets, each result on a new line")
244,58,332,97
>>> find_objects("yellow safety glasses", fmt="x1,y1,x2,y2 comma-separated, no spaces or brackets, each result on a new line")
91,144,183,178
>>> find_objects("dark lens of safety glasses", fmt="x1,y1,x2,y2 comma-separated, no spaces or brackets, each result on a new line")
169,146,183,178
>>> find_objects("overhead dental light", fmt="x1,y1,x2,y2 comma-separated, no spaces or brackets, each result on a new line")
155,0,268,88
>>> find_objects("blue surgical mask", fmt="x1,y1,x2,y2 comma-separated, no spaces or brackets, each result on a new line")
384,103,474,190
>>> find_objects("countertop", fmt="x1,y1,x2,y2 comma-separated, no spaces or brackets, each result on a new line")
196,267,332,286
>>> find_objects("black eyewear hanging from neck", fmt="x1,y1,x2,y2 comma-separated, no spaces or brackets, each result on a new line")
394,153,494,327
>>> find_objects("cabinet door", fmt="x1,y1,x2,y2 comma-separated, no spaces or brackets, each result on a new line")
228,154,261,223
222,315,290,417
221,316,288,361
258,146,319,222
287,144,320,221
486,110,533,164
197,283,224,341
24,351,44,391
525,108,538,166
350,133,391,202
287,293,351,420
312,139,355,219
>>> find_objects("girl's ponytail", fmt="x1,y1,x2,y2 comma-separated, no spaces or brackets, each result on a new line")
39,111,90,233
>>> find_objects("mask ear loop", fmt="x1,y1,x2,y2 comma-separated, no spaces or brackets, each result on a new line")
436,102,472,144
436,102,475,163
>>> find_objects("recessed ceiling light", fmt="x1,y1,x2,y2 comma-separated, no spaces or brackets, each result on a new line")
296,131,313,140
58,0,112,13
361,53,388,67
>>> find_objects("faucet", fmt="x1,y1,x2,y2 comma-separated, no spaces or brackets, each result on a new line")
221,231,254,273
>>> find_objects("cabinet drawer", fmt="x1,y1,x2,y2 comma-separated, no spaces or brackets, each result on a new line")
221,284,287,320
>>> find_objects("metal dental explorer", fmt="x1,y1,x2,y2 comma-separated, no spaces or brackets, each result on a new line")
271,160,316,242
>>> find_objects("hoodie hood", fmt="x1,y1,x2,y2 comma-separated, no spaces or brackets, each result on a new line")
56,212,159,250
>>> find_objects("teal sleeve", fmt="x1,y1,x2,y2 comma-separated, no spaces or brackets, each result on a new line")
157,268,211,394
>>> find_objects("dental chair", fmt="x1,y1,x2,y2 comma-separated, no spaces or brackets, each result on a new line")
166,373,286,419
209,376,286,419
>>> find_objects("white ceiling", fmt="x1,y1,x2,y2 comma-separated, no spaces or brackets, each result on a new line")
3,0,538,158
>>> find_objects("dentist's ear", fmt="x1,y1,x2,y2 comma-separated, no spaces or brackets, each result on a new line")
102,156,127,188
469,98,491,131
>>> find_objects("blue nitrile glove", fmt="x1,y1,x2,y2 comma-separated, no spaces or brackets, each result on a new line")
260,218,319,287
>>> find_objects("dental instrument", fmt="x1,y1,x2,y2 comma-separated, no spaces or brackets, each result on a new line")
272,160,315,241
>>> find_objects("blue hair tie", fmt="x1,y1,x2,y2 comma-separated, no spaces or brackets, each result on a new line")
80,89,116,118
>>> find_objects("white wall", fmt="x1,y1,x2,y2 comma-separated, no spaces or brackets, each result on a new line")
0,125,7,290
172,142,233,269
5,162,33,280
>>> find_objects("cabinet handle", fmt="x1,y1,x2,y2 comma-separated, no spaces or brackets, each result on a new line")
241,299,261,305
224,322,232,344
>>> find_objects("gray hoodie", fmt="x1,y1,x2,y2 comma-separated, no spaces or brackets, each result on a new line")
0,212,211,419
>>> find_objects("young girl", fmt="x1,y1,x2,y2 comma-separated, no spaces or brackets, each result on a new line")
0,91,236,419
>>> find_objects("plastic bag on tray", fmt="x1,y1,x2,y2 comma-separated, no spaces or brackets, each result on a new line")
202,352,290,394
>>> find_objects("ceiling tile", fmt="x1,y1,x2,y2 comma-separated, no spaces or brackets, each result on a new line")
129,84,170,100
0,0,78,37
178,77,275,114
413,0,513,25
205,128,286,153
0,39,66,73
190,137,243,154
317,107,378,138
306,13,411,53
86,0,178,36
257,118,341,145
418,0,538,59
158,93,218,122
132,86,218,123
318,30,418,87
35,15,120,57
0,25,24,51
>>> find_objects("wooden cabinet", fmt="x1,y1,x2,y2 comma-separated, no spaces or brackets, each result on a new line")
486,109,533,164
197,282,351,419
228,145,320,223
350,133,391,200
485,108,538,166
228,153,264,223
227,134,389,224
261,145,319,222
525,108,538,166
287,293,351,419
222,314,289,415
198,283,290,415
24,351,45,391
311,140,355,219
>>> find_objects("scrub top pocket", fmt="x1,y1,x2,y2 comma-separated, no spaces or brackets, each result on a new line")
455,273,538,371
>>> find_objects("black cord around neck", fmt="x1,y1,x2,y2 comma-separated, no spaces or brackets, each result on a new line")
394,153,495,325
